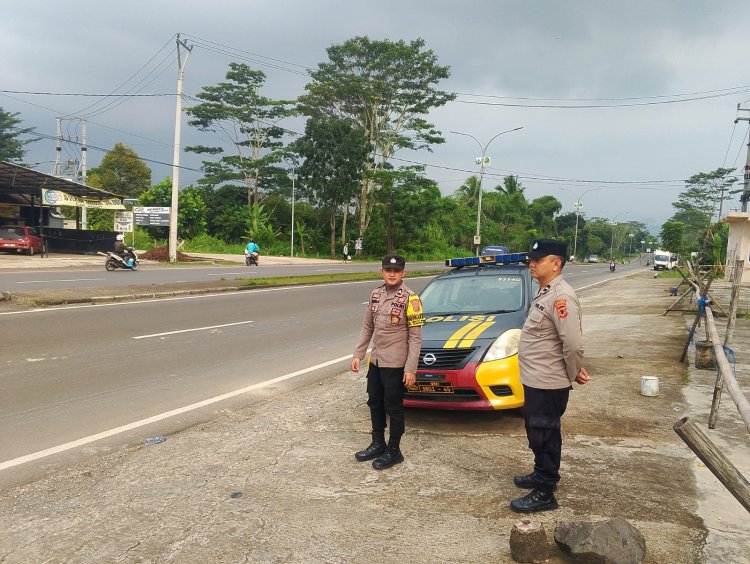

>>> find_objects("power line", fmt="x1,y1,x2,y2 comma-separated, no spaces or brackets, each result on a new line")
0,89,174,97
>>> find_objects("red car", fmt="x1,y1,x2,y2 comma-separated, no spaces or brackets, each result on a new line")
0,225,44,255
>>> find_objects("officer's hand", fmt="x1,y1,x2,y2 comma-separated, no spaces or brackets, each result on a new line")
351,358,360,373
403,372,416,388
575,367,591,385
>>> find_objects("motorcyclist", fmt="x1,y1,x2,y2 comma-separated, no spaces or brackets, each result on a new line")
609,259,616,272
114,234,135,266
245,238,260,264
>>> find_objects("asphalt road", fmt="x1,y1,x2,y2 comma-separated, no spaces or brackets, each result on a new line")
0,260,642,487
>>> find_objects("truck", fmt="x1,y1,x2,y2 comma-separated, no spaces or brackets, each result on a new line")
653,249,678,271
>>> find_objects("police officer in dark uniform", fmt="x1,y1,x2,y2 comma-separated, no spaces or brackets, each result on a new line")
511,238,591,512
351,254,424,470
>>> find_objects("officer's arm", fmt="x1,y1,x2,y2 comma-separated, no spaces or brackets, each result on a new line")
352,303,375,368
553,295,584,384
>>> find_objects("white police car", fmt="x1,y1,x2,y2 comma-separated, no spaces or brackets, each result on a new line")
405,253,534,411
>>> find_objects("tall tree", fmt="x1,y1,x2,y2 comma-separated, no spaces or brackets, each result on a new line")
670,168,739,242
0,107,38,162
88,142,151,197
299,36,455,238
292,117,369,258
186,63,295,205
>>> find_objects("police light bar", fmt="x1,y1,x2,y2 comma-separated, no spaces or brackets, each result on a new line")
445,253,529,268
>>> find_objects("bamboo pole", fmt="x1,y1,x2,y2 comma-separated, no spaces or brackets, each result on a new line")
673,417,750,513
708,260,744,429
704,306,750,434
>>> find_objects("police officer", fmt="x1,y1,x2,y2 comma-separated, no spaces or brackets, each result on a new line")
511,238,591,512
351,254,424,470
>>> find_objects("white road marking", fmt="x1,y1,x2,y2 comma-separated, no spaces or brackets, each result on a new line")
133,320,254,339
0,355,351,472
16,278,105,284
207,272,248,276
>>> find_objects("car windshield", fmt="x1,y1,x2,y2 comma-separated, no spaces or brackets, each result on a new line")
0,227,25,240
420,272,524,315
654,254,669,261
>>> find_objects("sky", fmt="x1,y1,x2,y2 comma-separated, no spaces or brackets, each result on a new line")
3,0,750,236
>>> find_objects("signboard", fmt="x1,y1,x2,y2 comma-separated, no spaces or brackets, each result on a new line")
134,206,170,226
42,189,124,210
114,211,134,233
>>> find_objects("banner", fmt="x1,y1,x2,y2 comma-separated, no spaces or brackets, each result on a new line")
114,211,134,233
42,189,125,210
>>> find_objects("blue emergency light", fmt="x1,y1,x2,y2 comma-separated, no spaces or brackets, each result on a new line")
445,253,529,268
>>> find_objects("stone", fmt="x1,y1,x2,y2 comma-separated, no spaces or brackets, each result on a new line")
509,518,549,563
554,517,646,564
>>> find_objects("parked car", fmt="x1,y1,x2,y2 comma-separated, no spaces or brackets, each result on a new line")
404,252,535,411
0,225,44,255
480,245,510,256
586,255,600,263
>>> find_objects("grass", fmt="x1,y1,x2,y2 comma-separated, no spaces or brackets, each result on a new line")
235,270,439,287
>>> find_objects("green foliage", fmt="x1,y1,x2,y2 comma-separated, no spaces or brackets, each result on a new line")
0,107,38,162
660,220,685,254
137,178,207,239
88,143,152,197
299,36,455,236
182,234,241,254
185,63,295,205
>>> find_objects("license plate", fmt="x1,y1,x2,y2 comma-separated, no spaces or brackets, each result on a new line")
2,243,17,247
408,380,454,394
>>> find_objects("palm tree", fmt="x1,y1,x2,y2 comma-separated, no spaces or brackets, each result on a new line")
495,175,525,196
456,175,481,208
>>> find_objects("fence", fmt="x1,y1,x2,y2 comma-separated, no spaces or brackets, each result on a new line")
672,259,750,513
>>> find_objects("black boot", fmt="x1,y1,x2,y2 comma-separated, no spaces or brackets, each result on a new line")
513,472,556,491
355,435,386,461
510,489,559,513
372,445,404,470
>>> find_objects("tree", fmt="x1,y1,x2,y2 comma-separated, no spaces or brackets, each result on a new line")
660,220,685,254
138,178,207,240
455,176,481,209
88,143,151,197
186,63,295,206
292,117,369,258
0,107,38,163
299,36,455,239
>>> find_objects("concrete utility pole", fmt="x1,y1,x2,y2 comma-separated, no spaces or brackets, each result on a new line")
734,105,750,213
169,34,193,262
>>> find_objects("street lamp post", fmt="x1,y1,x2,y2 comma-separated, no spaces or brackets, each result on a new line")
451,127,523,255
290,165,296,257
628,233,634,254
559,187,603,261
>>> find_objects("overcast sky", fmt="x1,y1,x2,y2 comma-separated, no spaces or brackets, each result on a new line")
3,1,750,234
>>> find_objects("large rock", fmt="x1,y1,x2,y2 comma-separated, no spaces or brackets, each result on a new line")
554,517,646,564
509,518,549,563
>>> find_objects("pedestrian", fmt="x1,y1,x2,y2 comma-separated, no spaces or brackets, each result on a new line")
351,254,424,470
511,238,591,513
343,241,350,263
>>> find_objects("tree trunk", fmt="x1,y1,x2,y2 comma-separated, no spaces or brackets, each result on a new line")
342,202,348,246
329,213,337,260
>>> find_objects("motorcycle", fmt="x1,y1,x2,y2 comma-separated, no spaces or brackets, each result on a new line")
99,250,140,271
609,261,616,272
245,250,259,266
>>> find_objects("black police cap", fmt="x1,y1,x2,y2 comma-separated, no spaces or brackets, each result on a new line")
381,254,406,269
527,238,568,260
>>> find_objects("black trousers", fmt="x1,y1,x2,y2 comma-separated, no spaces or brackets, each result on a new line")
366,363,406,446
522,384,571,492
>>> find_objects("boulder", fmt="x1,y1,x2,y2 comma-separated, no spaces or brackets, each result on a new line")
554,517,646,564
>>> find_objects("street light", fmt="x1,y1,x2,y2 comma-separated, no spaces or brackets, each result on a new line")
609,212,629,259
451,127,523,255
559,187,603,261
289,165,296,257
628,233,634,254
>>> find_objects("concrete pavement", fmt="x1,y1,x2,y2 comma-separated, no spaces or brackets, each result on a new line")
1,272,749,562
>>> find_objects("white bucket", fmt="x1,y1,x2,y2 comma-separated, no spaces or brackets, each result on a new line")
640,376,659,397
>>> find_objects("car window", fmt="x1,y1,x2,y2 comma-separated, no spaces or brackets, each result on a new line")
0,227,25,239
421,272,525,314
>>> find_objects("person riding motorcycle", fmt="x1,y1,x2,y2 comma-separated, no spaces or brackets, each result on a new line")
609,259,616,272
114,234,136,266
245,238,260,264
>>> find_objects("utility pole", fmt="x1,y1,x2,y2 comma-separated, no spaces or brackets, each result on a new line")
734,105,750,213
169,34,193,262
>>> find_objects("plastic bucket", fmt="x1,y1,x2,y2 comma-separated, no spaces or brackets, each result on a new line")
695,341,714,370
640,376,659,397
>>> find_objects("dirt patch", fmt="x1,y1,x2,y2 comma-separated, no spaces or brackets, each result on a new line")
138,245,204,262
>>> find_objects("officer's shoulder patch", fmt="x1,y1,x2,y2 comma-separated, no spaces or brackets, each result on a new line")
554,298,567,318
407,294,424,327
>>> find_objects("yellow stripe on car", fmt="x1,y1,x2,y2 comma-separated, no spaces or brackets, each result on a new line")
457,321,495,347
443,321,482,349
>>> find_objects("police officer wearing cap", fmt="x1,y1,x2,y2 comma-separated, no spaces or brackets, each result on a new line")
511,238,591,512
351,254,424,470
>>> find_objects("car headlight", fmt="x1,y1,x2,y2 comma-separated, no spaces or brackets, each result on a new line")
483,328,521,362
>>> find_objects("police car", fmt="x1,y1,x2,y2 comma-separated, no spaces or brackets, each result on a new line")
405,252,535,411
